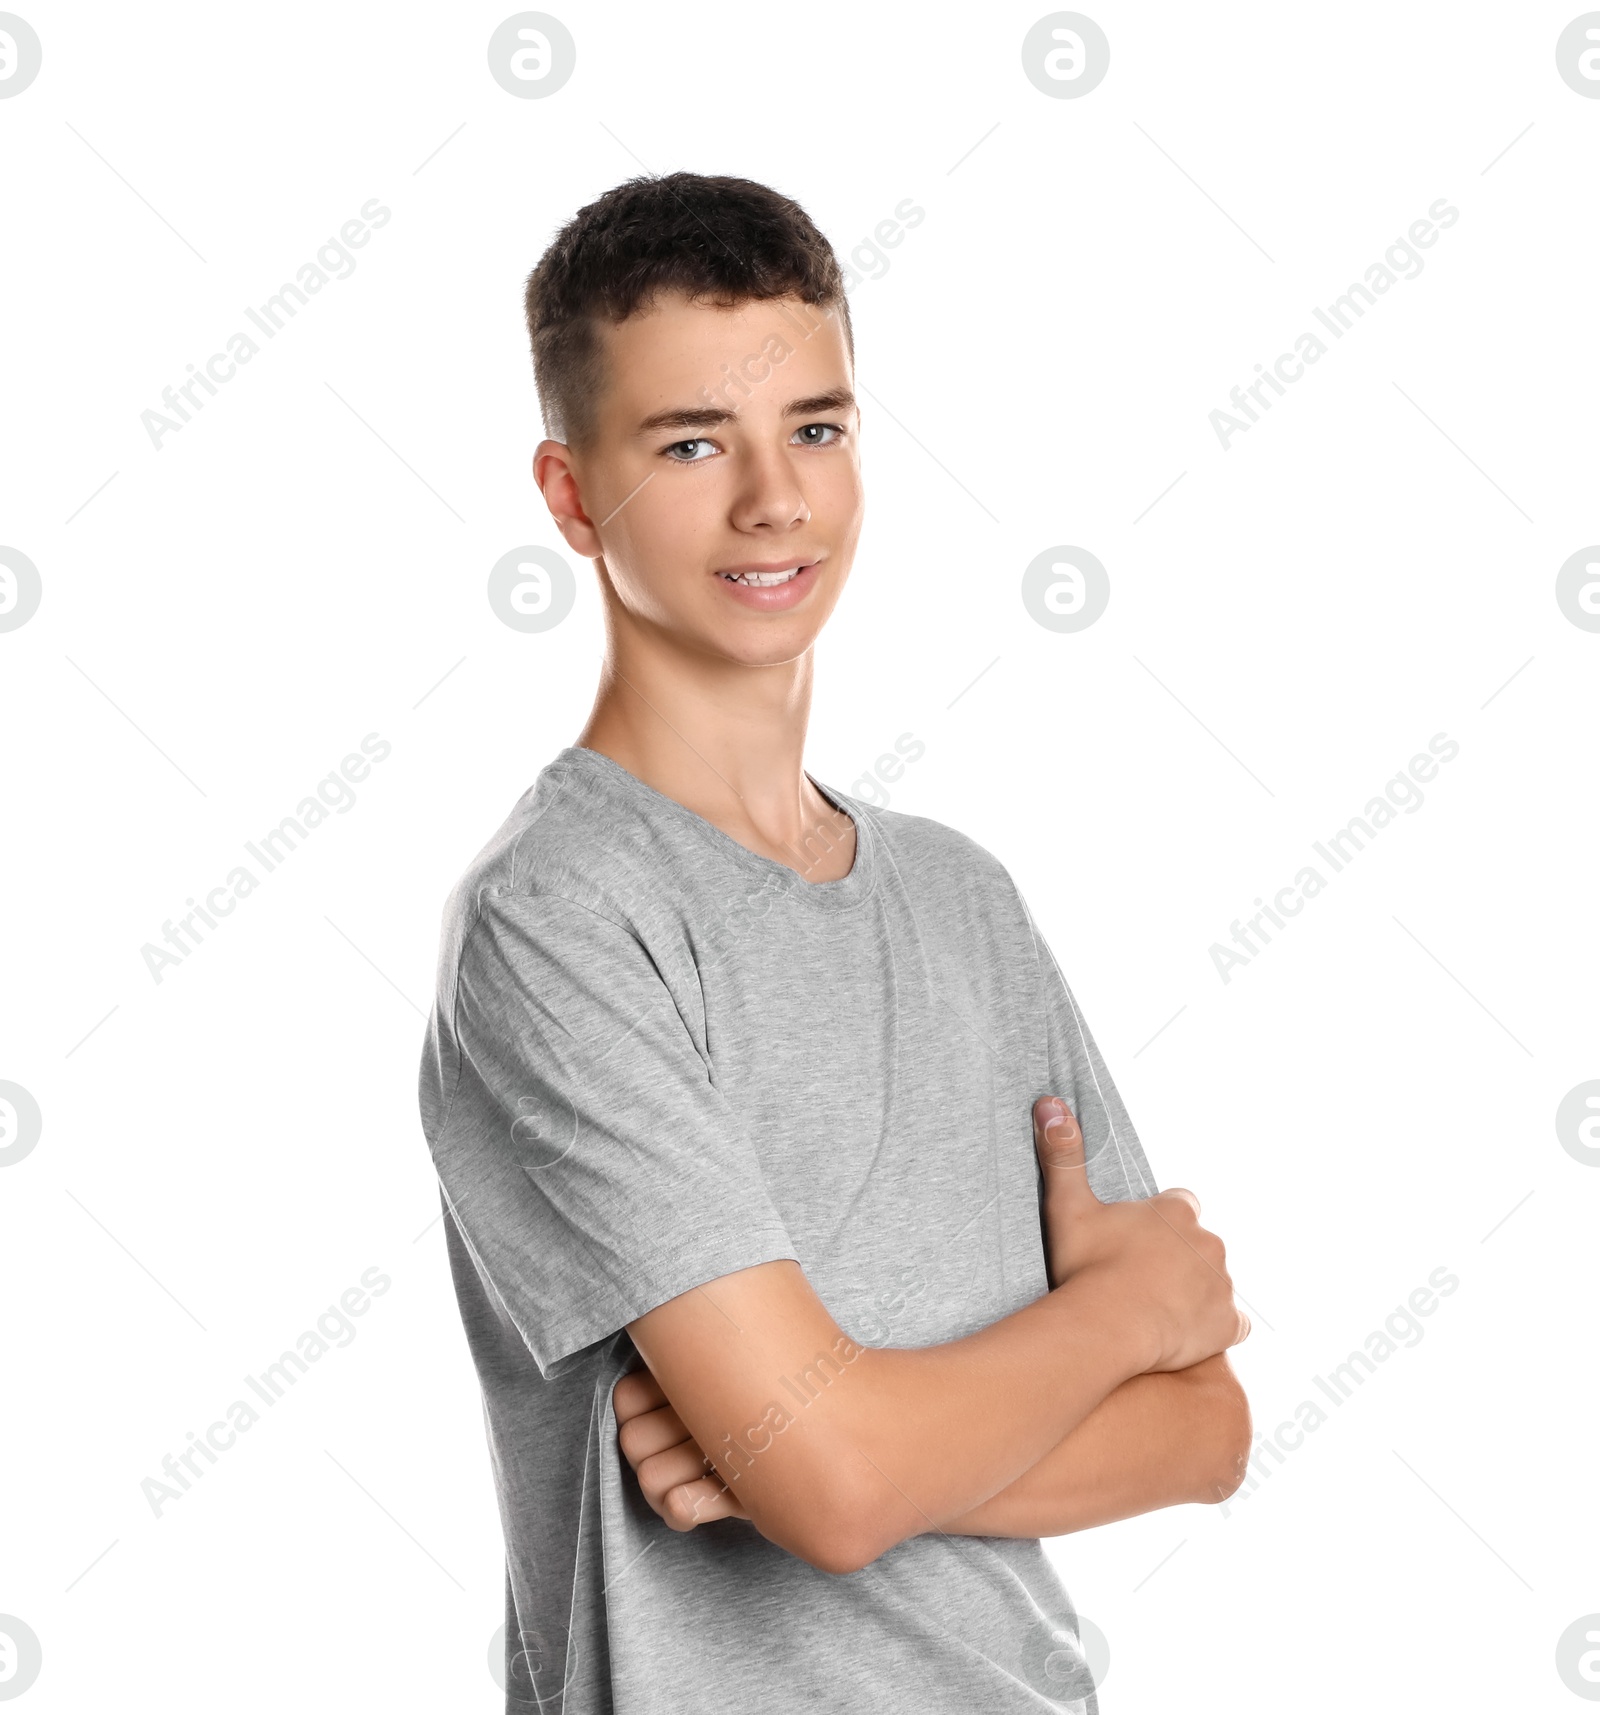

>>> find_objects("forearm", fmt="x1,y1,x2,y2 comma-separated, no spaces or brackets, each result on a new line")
930,1353,1252,1539
838,1274,1153,1565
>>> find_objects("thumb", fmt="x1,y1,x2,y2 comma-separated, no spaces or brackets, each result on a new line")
1033,1096,1097,1205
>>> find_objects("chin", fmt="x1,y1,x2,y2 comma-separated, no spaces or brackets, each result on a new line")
682,608,814,663
721,629,821,669
687,600,834,668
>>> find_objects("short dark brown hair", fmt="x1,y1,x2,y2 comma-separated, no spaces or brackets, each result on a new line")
523,172,853,453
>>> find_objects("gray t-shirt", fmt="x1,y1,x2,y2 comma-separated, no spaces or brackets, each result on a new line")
418,744,1156,1714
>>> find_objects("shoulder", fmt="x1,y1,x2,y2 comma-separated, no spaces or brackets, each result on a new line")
830,791,1047,980
826,790,1035,935
845,794,1018,892
437,755,670,947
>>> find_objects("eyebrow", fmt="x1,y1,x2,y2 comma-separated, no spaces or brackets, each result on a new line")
632,387,857,439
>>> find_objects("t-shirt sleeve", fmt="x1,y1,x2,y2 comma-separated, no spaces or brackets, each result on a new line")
1011,878,1158,1204
428,884,800,1382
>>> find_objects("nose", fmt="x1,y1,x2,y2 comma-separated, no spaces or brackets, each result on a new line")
729,443,811,532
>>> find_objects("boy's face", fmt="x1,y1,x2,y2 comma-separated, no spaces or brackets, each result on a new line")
539,289,863,668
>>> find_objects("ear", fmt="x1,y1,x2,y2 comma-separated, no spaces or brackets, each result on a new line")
534,439,603,558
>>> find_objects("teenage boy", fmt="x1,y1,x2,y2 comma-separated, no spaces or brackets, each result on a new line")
419,172,1251,1715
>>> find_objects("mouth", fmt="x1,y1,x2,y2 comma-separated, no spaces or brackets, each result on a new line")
717,561,814,587
713,558,823,611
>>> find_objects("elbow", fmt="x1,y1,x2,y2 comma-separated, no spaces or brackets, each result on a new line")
747,1471,888,1577
808,1467,910,1574
752,1511,870,1577
814,1491,911,1576
1207,1449,1251,1507
1197,1367,1254,1505
803,1525,876,1578
774,1504,884,1578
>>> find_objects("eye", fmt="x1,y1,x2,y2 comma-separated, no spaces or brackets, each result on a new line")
793,422,845,447
663,438,717,463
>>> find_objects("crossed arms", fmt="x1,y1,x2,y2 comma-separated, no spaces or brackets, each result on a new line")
616,1095,1253,1575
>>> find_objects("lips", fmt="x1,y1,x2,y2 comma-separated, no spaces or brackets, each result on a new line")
713,558,823,610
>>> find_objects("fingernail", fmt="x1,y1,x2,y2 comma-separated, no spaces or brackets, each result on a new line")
1038,1097,1066,1122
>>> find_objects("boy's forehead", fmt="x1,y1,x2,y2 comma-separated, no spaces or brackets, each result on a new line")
597,289,851,423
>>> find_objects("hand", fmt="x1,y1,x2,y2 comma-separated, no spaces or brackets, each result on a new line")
613,1361,748,1532
1033,1095,1251,1373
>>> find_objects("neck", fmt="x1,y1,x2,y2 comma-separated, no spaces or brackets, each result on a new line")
574,613,844,873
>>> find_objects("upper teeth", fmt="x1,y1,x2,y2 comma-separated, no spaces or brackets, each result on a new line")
725,566,802,585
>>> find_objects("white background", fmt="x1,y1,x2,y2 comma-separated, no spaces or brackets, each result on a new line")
3,2,1598,1709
